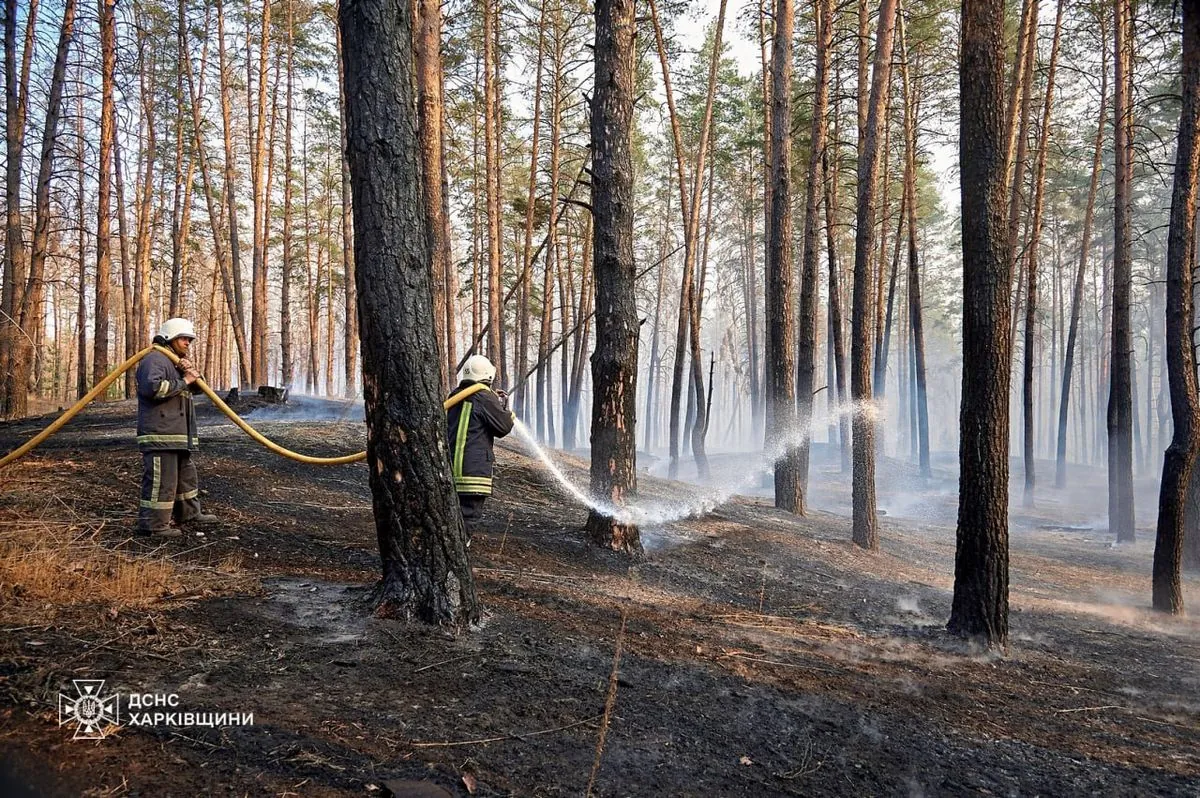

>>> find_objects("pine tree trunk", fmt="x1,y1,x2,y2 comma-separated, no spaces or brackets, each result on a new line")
12,0,73,417
514,0,546,417
249,0,271,387
281,0,295,386
1109,0,1136,543
93,0,117,390
1151,0,1200,614
483,0,503,373
113,121,134,398
1,0,33,417
181,0,250,385
795,0,832,503
823,146,850,472
765,0,801,512
898,16,929,479
585,0,642,556
948,0,1013,648
1056,52,1107,488
76,90,88,399
339,0,478,624
850,0,896,549
1022,0,1064,504
215,0,250,385
334,12,357,396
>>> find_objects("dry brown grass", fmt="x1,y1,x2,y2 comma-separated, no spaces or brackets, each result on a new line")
0,459,253,622
0,523,178,608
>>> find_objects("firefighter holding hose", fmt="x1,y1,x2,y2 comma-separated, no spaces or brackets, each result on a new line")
135,319,219,538
446,355,514,534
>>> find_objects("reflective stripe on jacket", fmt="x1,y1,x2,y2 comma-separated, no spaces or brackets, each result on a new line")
135,348,200,452
446,380,514,495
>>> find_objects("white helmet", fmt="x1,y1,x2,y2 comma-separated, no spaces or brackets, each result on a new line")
462,354,497,384
157,318,196,342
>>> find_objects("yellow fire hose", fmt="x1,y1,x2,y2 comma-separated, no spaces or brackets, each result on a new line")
0,345,489,470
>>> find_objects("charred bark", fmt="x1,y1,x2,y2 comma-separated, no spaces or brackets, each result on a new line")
1152,0,1200,614
339,0,478,626
585,0,642,557
948,0,1013,648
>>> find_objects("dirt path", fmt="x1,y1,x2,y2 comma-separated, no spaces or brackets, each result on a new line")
1,401,1198,796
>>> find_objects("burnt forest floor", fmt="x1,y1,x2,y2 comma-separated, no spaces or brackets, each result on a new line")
0,396,1198,797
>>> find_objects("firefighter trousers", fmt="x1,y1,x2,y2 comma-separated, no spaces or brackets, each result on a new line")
138,451,203,533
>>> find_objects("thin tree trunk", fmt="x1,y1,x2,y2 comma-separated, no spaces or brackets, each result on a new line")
114,118,134,398
1109,0,1136,542
76,89,88,399
281,0,295,386
93,0,117,389
1022,0,1064,504
483,0,503,372
335,11,357,396
249,0,271,386
824,146,850,472
898,13,929,479
11,0,73,417
215,0,250,383
515,0,546,418
796,0,832,502
181,0,251,384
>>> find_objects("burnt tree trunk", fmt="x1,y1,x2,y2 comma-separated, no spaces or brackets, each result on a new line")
849,0,897,549
765,0,802,512
1151,0,1200,614
585,0,642,557
1109,0,1136,543
339,0,478,626
948,0,1013,648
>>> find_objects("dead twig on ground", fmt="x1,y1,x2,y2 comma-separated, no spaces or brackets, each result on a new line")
413,654,474,673
499,512,513,556
586,606,628,798
409,714,602,748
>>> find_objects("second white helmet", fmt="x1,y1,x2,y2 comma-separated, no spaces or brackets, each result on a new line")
462,354,497,384
157,318,196,342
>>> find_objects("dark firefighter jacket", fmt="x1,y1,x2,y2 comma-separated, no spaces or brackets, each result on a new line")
446,380,514,496
135,346,201,452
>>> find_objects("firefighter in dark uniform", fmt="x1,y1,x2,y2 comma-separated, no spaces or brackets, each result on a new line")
446,355,514,529
135,318,219,538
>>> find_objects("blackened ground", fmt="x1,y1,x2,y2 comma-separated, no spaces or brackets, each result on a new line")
0,397,1197,796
